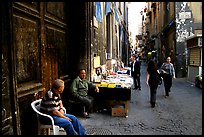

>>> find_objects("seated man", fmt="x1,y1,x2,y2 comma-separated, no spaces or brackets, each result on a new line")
70,69,99,118
40,79,86,135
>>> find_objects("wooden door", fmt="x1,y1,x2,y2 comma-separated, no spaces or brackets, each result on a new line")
10,2,68,134
3,2,90,134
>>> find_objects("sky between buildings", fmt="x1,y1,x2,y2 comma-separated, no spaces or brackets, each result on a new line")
128,2,146,45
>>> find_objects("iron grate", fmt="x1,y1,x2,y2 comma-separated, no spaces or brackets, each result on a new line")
86,128,113,135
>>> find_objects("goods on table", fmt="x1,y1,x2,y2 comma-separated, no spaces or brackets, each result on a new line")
95,74,133,89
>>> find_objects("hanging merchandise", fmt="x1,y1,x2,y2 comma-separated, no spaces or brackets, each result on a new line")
95,2,102,22
114,2,119,22
105,2,111,15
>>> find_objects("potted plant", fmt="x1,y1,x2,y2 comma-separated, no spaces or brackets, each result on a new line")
195,74,202,89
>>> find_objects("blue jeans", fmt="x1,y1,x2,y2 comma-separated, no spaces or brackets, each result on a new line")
51,114,86,135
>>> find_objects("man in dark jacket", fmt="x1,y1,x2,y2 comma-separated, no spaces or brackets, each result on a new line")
130,54,141,90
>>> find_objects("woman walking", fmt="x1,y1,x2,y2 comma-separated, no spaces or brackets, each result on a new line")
160,56,176,97
146,60,161,108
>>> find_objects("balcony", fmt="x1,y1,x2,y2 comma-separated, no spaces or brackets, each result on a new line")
151,2,156,13
151,2,156,9
144,7,148,13
146,11,151,16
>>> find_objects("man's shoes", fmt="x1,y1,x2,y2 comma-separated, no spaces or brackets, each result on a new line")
83,112,90,118
85,115,91,118
151,102,155,108
138,88,141,90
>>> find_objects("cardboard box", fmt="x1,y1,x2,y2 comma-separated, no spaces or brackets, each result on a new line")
111,107,127,117
111,101,128,117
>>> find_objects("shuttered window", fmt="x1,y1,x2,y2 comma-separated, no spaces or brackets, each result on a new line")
190,48,201,66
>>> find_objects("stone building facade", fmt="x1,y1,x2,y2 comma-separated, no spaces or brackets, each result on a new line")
141,2,202,78
1,2,129,135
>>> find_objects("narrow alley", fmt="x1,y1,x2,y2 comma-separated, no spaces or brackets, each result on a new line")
73,62,202,135
2,2,202,135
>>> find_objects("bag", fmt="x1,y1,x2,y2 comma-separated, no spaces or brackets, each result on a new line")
156,73,162,85
160,69,166,78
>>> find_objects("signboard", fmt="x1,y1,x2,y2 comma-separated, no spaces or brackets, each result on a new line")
94,56,100,68
93,16,99,28
179,12,191,19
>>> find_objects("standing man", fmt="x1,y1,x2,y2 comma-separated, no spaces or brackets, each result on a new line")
131,54,141,90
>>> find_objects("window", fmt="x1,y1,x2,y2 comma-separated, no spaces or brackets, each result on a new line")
198,37,202,47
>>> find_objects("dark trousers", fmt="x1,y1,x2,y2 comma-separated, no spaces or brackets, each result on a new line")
163,74,172,96
77,95,94,113
132,75,141,89
149,83,158,105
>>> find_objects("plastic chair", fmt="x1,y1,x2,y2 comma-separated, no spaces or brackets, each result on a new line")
31,99,66,135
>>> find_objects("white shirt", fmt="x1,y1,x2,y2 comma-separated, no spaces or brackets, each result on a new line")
132,61,136,72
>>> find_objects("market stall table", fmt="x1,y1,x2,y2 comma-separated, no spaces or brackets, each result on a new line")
93,74,133,117
97,87,131,101
98,87,131,117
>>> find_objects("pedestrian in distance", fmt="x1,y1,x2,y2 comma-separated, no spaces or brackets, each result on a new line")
70,69,100,118
40,79,86,135
130,54,141,90
146,60,162,108
160,56,176,98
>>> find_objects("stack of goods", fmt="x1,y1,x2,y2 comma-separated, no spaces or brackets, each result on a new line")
95,74,133,89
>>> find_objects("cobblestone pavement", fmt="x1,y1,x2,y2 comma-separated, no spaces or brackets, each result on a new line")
61,62,202,135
